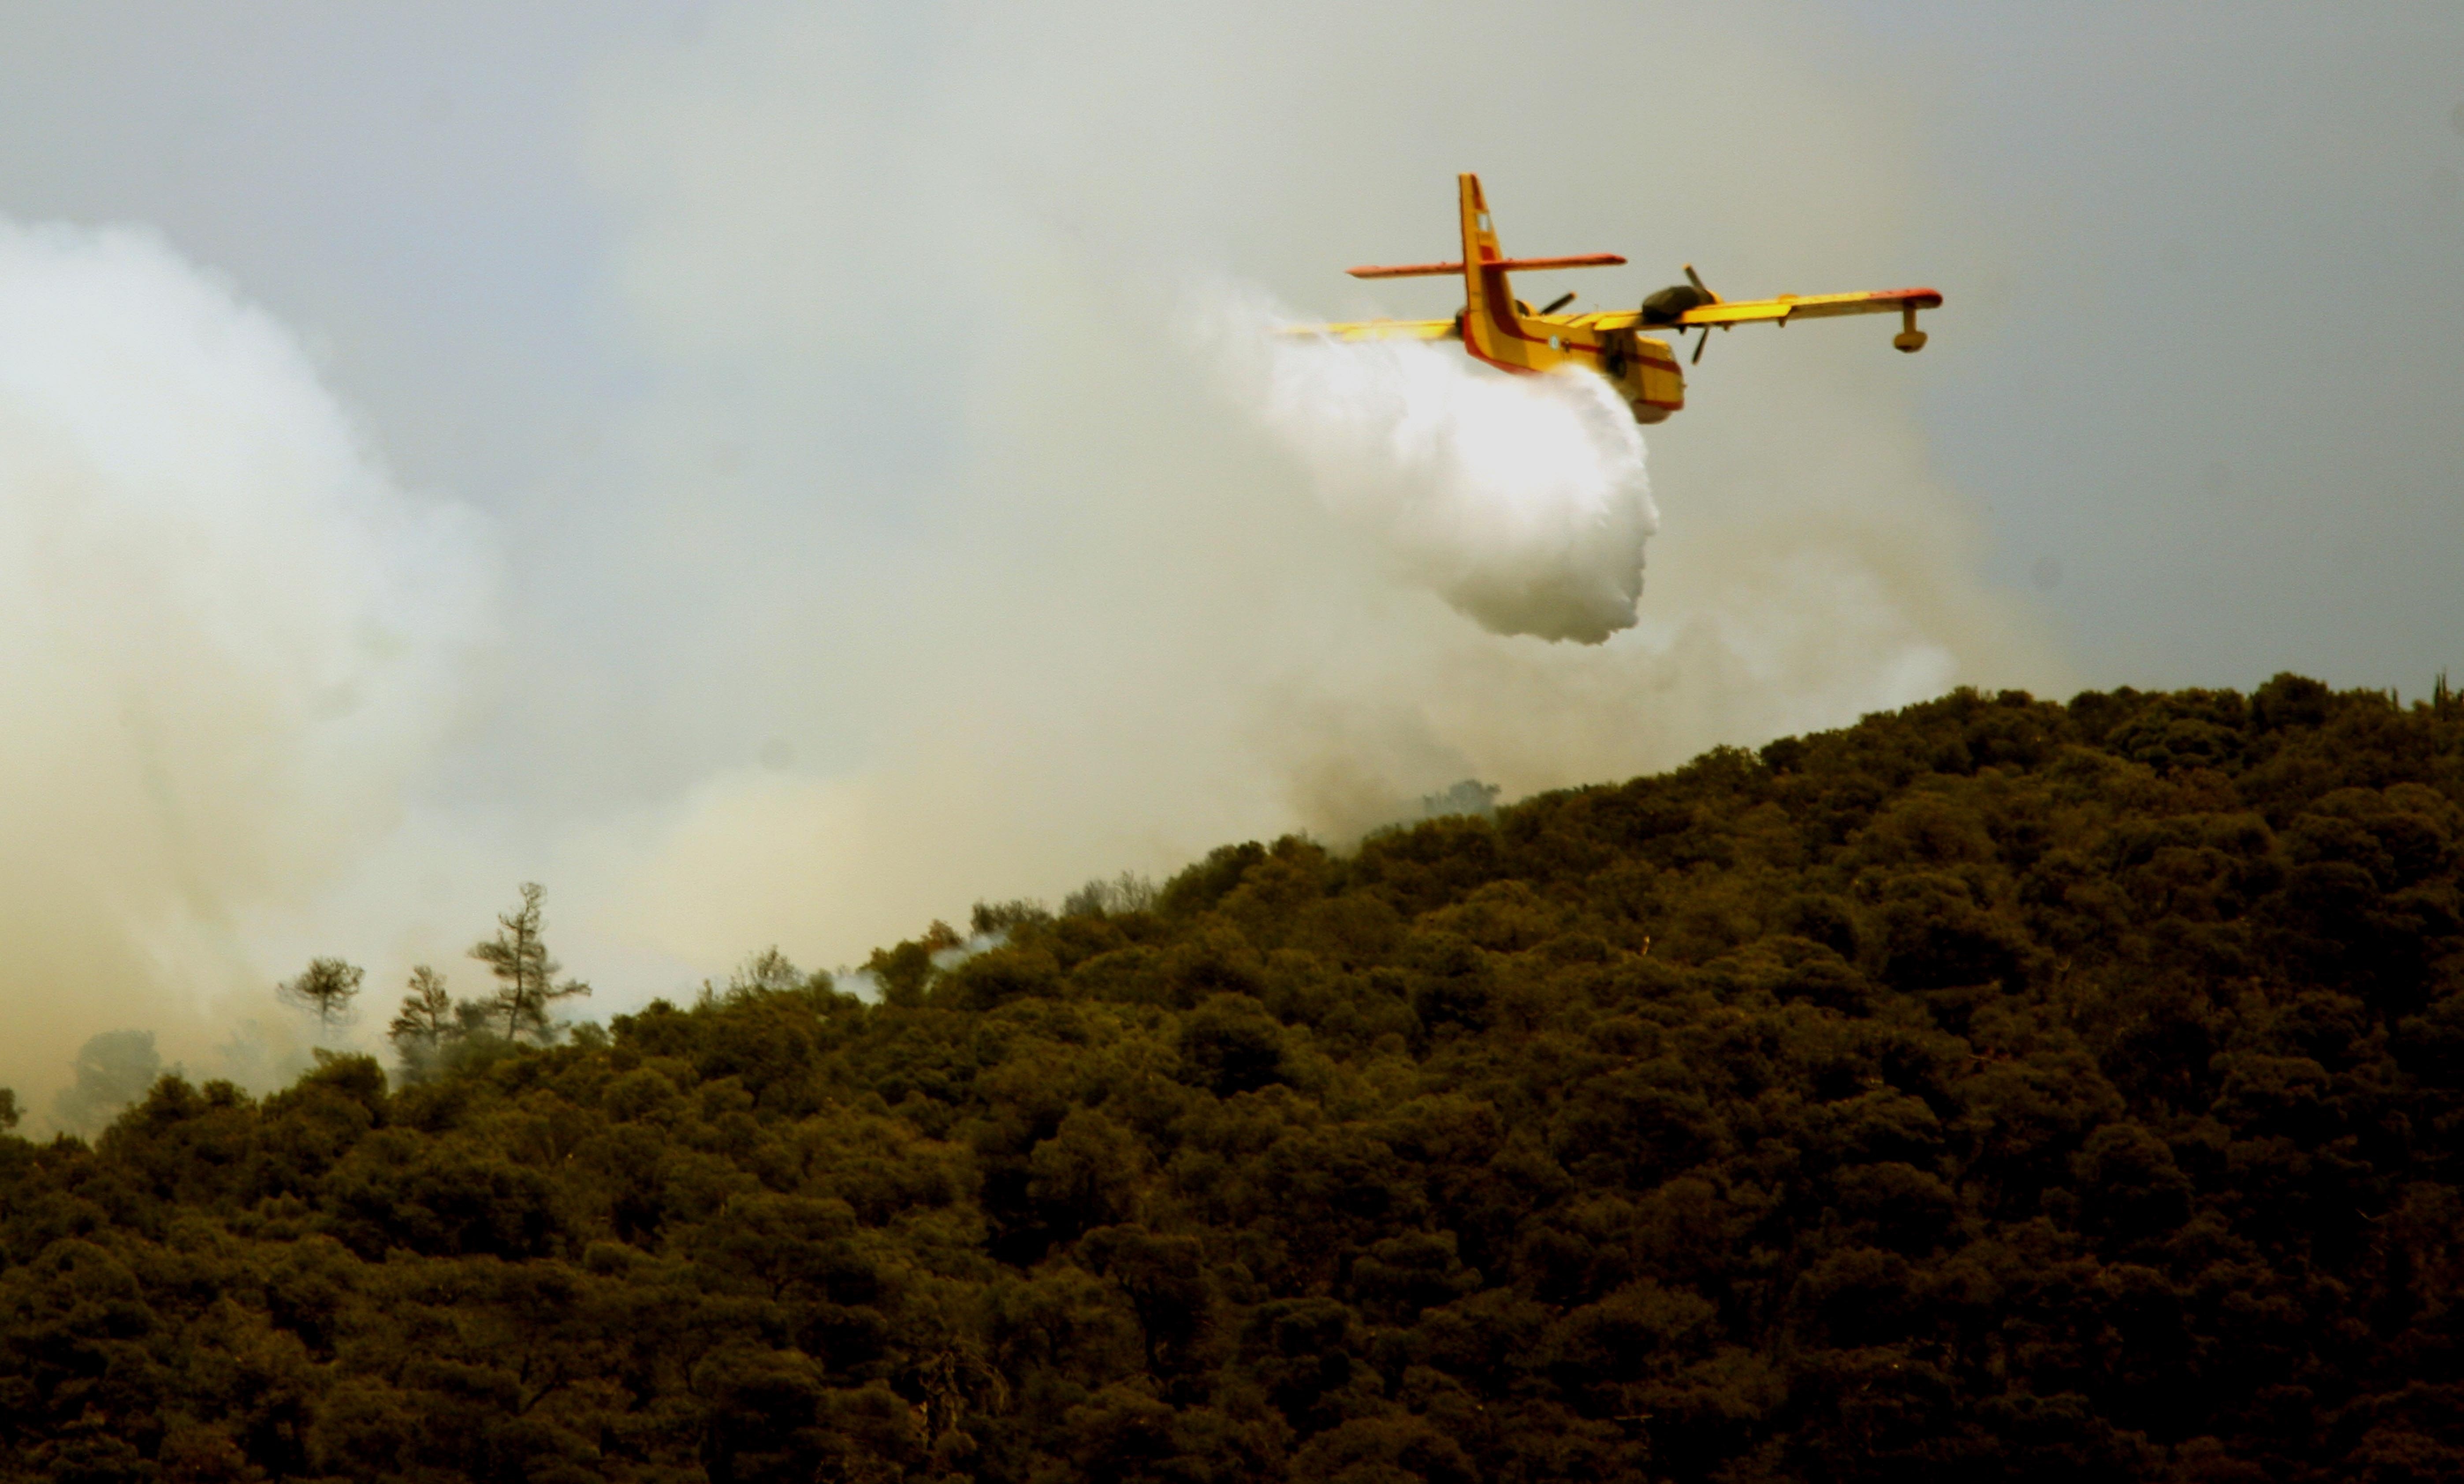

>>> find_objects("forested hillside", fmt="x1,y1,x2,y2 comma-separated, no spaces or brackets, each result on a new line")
7,675,2464,1483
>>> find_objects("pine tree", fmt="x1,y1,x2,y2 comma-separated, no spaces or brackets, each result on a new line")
278,957,364,1034
469,883,590,1042
387,965,457,1056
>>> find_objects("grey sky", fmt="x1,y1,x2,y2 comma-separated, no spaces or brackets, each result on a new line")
0,2,689,498
4,3,2453,698
1847,2,2464,691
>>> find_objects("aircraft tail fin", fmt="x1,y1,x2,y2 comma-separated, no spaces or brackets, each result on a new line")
1457,173,1508,364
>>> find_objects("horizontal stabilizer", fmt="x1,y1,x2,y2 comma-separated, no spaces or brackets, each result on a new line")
1348,253,1626,279
1276,317,1460,342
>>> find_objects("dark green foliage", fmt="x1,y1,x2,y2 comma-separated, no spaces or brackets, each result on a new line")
868,920,965,1008
385,964,458,1082
1175,994,1290,1095
49,1029,163,1137
7,677,2464,1480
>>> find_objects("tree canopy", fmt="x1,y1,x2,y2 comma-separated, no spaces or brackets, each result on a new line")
4,676,2464,1481
279,959,364,1035
469,882,592,1043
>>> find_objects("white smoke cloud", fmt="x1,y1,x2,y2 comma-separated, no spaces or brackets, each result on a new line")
1217,298,1657,644
541,0,2071,974
0,2,2079,1103
0,218,494,1119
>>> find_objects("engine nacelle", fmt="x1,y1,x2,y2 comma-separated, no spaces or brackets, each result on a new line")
1639,283,1715,327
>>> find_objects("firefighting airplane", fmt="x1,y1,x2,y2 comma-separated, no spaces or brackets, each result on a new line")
1286,173,1941,424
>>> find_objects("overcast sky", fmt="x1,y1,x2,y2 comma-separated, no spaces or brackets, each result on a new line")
6,3,2455,692
9,3,2454,695
0,1,2457,1094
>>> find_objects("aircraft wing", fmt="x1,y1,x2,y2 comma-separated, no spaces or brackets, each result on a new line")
1276,317,1459,343
1590,288,1942,331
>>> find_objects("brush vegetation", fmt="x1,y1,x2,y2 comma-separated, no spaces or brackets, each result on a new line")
6,675,2464,1482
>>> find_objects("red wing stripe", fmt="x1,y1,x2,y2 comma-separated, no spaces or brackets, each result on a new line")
1349,253,1626,279
1347,261,1465,279
1489,253,1626,271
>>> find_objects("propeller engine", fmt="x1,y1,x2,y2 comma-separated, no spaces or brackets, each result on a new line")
1638,282,1712,327
1641,265,1723,364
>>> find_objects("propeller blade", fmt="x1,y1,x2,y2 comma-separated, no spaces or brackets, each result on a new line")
1690,327,1709,365
1540,291,1577,315
1682,263,1720,303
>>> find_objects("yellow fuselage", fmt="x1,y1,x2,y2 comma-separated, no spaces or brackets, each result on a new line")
1452,175,1687,423
1299,173,1942,426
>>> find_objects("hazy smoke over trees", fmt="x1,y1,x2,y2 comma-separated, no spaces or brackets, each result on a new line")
555,0,2065,975
0,1,2067,1110
50,1029,163,1137
0,219,491,1119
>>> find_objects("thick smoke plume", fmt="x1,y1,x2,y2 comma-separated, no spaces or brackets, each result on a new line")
0,219,491,1122
1233,308,1656,644
541,0,2070,976
0,2,2077,1113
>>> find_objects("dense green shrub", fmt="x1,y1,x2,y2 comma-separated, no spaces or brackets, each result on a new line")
6,677,2464,1481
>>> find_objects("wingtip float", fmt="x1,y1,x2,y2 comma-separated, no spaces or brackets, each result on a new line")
1287,173,1941,425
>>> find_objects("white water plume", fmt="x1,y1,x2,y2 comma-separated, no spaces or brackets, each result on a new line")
1228,304,1657,644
